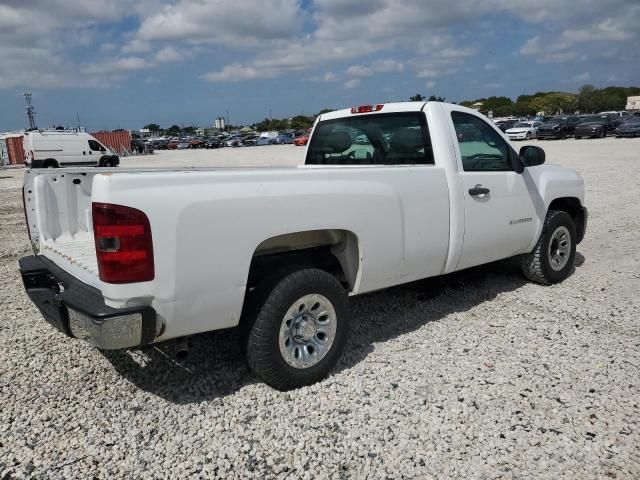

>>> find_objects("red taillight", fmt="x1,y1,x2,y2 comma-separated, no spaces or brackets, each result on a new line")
351,104,384,114
92,203,154,283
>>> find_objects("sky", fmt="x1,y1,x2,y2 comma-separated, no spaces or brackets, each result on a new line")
1,0,639,131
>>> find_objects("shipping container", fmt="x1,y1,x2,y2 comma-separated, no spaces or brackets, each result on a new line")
4,135,25,165
91,131,132,156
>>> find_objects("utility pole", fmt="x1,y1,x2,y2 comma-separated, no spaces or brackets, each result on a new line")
76,112,81,132
24,92,37,130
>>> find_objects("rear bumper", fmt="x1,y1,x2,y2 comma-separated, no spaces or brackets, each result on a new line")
19,255,156,349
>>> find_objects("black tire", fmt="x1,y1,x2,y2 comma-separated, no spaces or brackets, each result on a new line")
521,210,576,285
526,132,531,140
102,159,114,167
245,268,349,390
601,129,606,138
574,135,581,139
44,159,58,168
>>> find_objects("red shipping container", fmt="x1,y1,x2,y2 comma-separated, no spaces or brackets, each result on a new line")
6,136,25,165
91,131,132,156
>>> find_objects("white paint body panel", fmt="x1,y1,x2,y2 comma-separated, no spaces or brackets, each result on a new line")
22,102,586,344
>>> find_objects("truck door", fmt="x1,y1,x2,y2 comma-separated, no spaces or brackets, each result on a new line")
450,111,538,270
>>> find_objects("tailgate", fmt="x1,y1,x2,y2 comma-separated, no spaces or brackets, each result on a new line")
23,169,101,287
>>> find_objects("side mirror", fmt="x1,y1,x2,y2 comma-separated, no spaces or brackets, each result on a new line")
519,145,545,167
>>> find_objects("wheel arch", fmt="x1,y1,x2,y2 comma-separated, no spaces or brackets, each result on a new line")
43,158,59,168
547,197,586,244
246,229,361,294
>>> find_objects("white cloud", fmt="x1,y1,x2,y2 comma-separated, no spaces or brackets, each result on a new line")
426,80,436,89
203,64,277,82
154,46,183,63
136,0,301,46
82,57,152,75
0,0,638,90
346,65,374,77
345,78,361,89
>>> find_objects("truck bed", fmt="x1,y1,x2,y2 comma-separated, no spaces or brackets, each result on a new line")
42,235,98,276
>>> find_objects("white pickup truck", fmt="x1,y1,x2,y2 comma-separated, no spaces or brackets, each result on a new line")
19,102,587,390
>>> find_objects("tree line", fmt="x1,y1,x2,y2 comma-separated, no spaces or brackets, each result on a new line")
458,85,640,116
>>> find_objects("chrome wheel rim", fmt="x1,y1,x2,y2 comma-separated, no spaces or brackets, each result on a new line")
548,226,571,271
278,293,337,369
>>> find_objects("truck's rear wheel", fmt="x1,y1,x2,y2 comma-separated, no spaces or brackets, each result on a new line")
246,268,349,390
521,210,576,285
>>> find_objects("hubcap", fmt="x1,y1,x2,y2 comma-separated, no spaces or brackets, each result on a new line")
548,226,571,271
278,294,337,369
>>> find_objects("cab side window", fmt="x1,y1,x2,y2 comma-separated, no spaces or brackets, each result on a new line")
88,140,106,152
451,112,512,171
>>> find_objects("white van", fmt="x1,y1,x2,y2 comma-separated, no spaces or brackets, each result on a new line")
23,130,120,168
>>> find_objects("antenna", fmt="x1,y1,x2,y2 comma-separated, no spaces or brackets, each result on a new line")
24,92,37,130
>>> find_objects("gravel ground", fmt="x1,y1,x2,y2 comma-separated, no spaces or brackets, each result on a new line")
1,138,639,479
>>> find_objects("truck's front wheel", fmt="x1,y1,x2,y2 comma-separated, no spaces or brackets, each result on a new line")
521,210,576,285
246,268,349,390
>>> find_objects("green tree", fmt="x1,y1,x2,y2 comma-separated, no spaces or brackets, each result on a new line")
530,93,577,115
427,95,446,102
316,108,335,115
166,124,181,136
290,115,314,130
409,93,426,101
144,123,161,132
182,126,197,135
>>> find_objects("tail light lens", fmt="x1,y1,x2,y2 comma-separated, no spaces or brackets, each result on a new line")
92,203,154,283
351,104,384,114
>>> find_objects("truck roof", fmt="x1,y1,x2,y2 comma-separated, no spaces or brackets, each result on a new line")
318,101,432,122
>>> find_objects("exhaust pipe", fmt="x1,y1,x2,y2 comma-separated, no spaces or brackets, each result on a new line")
175,336,190,360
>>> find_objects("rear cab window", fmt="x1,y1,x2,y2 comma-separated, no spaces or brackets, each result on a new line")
306,112,433,165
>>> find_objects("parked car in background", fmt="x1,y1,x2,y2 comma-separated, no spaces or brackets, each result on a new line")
131,139,154,154
275,133,294,144
23,130,119,168
153,139,170,150
614,118,640,137
536,116,581,140
177,141,190,149
225,137,241,147
204,138,223,149
167,140,179,150
505,121,542,140
355,134,370,144
255,137,272,146
294,135,309,146
495,119,518,132
190,138,205,149
574,115,617,139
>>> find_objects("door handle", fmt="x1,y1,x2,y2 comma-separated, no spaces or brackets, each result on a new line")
469,186,490,196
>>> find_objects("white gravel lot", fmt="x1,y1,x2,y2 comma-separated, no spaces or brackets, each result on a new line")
1,138,639,479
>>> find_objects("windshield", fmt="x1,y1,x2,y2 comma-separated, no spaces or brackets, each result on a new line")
514,123,531,128
583,116,606,122
545,117,566,123
306,112,433,165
